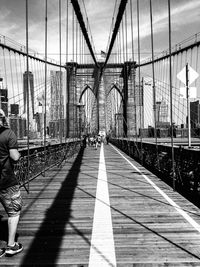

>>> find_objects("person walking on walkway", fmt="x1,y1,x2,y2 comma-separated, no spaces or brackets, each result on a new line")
0,109,23,257
106,134,110,145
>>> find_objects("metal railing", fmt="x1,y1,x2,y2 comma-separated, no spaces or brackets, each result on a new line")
15,140,81,191
111,138,200,196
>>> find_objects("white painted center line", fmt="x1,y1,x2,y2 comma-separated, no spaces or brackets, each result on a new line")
111,144,200,234
89,144,116,267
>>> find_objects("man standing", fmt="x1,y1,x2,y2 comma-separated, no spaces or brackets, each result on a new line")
0,109,23,257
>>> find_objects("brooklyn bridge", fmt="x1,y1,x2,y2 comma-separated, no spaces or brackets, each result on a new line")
1,0,200,266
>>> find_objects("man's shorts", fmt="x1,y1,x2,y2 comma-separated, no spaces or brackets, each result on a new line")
0,185,22,217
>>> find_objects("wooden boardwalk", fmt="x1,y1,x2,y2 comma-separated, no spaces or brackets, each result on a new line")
1,143,200,266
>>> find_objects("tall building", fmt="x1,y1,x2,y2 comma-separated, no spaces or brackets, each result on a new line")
190,100,200,128
143,78,153,128
23,71,34,116
49,71,64,137
9,116,26,139
0,78,8,116
156,100,168,123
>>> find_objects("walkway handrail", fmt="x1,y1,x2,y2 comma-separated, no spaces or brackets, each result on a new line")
140,32,200,66
111,138,200,198
0,34,64,68
15,140,81,192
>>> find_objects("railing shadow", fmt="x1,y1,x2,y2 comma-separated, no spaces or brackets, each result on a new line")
20,146,85,266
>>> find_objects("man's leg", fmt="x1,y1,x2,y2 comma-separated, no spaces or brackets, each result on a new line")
5,196,23,255
8,214,20,246
3,185,23,255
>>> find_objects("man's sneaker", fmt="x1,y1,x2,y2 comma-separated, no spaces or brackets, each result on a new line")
0,248,5,258
5,242,23,256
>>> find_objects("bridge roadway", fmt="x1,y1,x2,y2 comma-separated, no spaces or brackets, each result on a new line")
1,143,200,266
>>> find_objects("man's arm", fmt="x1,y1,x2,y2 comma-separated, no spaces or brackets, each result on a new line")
9,149,20,162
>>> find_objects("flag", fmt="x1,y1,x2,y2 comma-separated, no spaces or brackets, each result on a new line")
100,50,107,58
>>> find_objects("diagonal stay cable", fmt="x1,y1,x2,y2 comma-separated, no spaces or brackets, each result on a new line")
71,0,99,68
103,0,128,69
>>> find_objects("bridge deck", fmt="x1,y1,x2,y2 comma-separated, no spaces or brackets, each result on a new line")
1,144,200,266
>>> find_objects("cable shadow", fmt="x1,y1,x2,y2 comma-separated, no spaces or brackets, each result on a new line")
20,147,85,266
77,186,200,261
69,222,115,267
79,168,200,218
20,168,66,218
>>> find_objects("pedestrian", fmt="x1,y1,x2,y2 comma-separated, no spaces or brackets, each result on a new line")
106,134,109,145
0,109,23,257
82,135,87,148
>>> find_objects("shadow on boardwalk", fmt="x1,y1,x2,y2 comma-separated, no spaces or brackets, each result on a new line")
21,146,85,266
0,215,8,246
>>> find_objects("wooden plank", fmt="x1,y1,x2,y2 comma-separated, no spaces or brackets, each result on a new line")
0,144,200,266
105,145,200,266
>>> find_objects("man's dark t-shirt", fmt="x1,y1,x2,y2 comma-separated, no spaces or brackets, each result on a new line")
0,127,19,190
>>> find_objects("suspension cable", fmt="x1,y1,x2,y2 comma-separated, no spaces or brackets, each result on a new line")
168,0,175,190
2,49,8,91
15,53,20,105
43,0,48,175
125,8,128,62
149,0,158,149
59,0,62,143
25,0,30,193
19,53,23,114
137,0,143,164
106,0,118,54
9,51,15,103
122,16,125,63
82,0,97,57
130,0,137,141
71,0,98,67
103,0,128,68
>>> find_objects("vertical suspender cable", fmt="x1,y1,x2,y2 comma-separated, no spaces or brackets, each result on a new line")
59,0,62,143
137,0,143,163
119,29,122,63
72,8,75,139
3,49,8,91
81,29,83,64
25,0,30,193
149,0,158,152
66,0,68,140
86,19,88,83
117,33,119,64
125,9,128,62
19,54,23,114
168,0,175,190
76,18,78,63
79,22,81,64
72,8,74,62
121,20,125,137
130,0,137,142
9,52,15,103
122,18,125,63
44,0,47,174
15,54,20,104
66,0,68,64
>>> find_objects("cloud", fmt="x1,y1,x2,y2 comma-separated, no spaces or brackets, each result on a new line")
1,0,200,63
152,0,200,35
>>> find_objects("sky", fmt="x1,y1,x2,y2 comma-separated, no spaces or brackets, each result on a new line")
0,0,200,63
